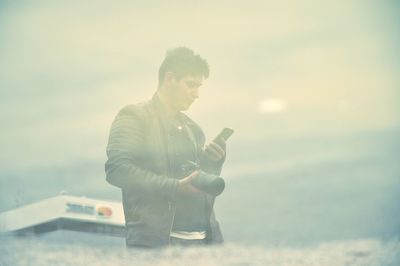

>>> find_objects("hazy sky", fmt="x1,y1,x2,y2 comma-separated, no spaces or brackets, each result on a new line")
0,0,399,193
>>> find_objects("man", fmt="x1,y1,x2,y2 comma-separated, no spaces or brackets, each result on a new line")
105,47,227,248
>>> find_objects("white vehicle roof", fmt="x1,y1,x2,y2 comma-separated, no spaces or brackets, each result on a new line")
0,195,125,235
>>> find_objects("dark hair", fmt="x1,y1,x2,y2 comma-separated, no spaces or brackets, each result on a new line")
158,47,209,87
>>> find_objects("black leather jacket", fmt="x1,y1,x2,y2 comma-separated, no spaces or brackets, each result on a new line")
105,94,225,247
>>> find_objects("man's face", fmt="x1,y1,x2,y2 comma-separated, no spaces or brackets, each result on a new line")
169,74,203,111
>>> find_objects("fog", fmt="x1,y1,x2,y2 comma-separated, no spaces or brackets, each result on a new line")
0,0,399,264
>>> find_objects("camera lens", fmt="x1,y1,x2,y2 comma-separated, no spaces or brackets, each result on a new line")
191,171,225,196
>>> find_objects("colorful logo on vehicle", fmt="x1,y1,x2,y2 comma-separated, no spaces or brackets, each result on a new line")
96,205,113,218
66,202,95,215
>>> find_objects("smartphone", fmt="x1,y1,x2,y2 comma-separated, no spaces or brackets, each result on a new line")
213,128,234,146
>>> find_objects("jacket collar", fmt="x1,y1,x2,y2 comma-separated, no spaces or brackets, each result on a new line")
151,92,181,120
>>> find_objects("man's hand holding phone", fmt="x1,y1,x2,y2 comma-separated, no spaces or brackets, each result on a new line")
203,140,226,162
202,128,234,162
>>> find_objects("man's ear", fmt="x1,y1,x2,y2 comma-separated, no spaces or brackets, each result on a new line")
164,72,176,87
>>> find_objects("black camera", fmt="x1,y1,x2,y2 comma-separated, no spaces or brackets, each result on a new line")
181,161,225,196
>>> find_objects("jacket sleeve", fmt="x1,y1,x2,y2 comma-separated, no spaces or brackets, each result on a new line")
105,105,179,199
